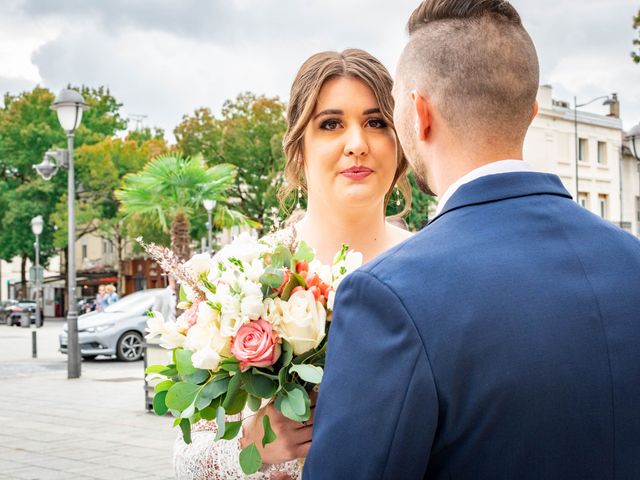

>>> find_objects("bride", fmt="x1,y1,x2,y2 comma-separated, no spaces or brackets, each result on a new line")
173,48,414,479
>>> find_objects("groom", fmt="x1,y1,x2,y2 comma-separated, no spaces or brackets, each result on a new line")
304,1,640,479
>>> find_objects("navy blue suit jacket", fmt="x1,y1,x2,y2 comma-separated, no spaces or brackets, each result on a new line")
304,172,640,479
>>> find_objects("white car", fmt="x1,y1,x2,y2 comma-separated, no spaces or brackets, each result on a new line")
59,289,164,361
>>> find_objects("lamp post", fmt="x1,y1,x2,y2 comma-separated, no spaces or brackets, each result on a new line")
33,88,88,379
30,216,43,328
203,199,216,255
574,94,615,203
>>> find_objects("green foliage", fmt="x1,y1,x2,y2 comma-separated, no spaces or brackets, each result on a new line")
385,172,436,231
175,93,288,234
633,9,640,64
239,443,262,475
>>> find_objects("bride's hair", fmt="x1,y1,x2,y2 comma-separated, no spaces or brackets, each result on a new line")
280,49,411,218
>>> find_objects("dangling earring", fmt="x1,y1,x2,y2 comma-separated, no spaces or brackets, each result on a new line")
395,186,402,207
296,186,302,209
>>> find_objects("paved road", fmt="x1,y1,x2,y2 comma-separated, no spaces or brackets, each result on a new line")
0,320,177,479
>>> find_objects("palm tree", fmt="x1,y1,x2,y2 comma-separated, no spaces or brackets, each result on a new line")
116,153,258,261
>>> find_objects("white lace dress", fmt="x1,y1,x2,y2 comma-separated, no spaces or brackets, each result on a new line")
173,227,302,479
173,416,300,479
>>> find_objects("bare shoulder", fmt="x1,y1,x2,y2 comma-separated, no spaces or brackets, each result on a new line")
386,222,414,247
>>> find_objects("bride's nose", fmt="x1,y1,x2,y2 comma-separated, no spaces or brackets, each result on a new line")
343,126,369,157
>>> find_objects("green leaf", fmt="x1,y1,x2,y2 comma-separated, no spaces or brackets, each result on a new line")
199,399,220,420
214,406,226,441
239,443,262,475
289,364,323,384
247,394,262,412
271,245,293,269
294,241,315,262
145,364,170,374
280,274,302,302
181,402,196,419
183,369,210,385
221,421,242,440
243,372,277,399
165,382,201,411
222,373,242,410
179,285,188,303
196,377,231,410
278,365,288,390
161,367,178,377
290,272,307,288
279,341,293,369
260,270,283,289
179,418,192,444
176,349,197,376
220,357,241,373
154,379,174,393
224,389,248,415
152,390,169,416
275,384,310,422
261,415,277,448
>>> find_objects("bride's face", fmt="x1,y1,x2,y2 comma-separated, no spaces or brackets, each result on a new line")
302,76,397,211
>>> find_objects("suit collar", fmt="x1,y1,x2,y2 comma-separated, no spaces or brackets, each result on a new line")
428,172,572,225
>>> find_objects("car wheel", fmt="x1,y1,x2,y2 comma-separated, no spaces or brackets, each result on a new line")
116,331,144,361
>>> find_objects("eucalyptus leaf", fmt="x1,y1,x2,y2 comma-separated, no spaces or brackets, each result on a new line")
214,405,226,441
244,372,277,399
152,390,168,416
222,373,242,410
280,341,293,369
176,349,197,376
166,382,201,411
181,402,196,419
247,394,262,412
221,421,242,440
289,364,323,384
239,443,262,475
146,364,170,374
154,380,174,393
179,418,192,444
224,389,248,415
261,415,277,448
294,241,315,262
183,369,210,385
271,245,293,269
260,271,283,289
196,377,231,410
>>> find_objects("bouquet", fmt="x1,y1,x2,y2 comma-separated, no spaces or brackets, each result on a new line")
142,233,361,474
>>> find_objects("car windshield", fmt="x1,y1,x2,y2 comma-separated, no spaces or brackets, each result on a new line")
104,291,155,313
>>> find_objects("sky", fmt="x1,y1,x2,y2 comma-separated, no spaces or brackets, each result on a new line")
1,0,638,141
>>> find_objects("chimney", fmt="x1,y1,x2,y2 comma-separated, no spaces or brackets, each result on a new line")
607,93,620,118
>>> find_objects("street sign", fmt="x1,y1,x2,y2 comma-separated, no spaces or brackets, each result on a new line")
29,266,44,283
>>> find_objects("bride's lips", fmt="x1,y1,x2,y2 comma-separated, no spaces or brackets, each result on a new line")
340,166,373,180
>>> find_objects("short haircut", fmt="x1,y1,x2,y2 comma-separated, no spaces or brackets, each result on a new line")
398,0,539,144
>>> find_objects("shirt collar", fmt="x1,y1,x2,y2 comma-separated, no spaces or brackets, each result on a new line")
435,159,536,215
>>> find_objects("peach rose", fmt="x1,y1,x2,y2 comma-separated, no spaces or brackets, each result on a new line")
231,319,281,371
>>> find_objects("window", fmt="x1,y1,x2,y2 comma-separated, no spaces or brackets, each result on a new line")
578,138,588,162
597,141,607,164
103,240,107,254
636,196,640,222
82,245,88,260
598,194,608,219
578,192,589,209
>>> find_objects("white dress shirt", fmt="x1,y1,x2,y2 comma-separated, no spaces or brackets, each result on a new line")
435,159,536,216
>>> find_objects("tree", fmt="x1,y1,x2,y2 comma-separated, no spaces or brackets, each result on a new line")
116,153,258,261
633,9,640,64
175,93,288,234
386,173,437,231
0,85,127,292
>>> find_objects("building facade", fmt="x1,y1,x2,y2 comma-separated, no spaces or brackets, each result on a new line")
524,85,639,237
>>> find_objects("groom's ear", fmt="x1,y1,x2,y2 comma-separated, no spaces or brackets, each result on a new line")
531,100,539,123
411,90,431,142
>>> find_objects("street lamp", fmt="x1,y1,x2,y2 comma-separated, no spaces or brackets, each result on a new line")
30,216,43,329
574,94,616,203
203,199,216,255
37,88,88,379
626,122,640,162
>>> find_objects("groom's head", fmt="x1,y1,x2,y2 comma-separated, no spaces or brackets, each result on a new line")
393,0,539,196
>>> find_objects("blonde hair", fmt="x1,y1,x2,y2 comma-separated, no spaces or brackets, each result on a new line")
280,49,411,217
105,284,116,294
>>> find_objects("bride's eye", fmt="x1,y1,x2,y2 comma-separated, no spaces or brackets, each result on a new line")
366,118,387,128
320,119,341,130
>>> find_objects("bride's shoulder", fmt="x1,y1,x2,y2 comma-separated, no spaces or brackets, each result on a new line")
386,220,414,245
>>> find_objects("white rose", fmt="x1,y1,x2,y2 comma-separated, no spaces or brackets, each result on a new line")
184,253,212,278
184,320,231,367
145,311,186,350
276,290,326,355
191,345,222,370
213,232,267,264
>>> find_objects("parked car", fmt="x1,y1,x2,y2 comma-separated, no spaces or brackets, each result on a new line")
7,301,37,326
59,288,164,361
0,299,19,324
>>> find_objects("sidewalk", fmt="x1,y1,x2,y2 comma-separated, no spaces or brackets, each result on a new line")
0,320,176,479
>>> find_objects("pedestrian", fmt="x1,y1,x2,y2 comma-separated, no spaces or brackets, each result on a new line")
102,284,119,309
95,285,106,312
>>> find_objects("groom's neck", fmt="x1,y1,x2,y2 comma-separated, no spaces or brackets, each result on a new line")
430,140,524,197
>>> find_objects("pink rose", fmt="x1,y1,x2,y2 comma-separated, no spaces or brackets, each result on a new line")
231,319,281,371
176,300,201,331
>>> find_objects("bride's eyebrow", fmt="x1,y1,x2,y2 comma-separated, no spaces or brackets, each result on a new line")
313,107,381,119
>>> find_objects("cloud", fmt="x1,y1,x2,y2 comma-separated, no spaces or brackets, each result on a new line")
2,0,640,140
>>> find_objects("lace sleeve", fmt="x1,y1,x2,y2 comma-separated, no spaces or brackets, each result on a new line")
173,418,301,480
